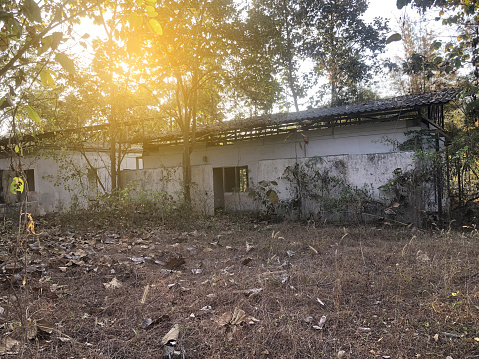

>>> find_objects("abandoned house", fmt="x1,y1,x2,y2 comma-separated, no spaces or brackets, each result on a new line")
0,89,459,222
121,88,458,222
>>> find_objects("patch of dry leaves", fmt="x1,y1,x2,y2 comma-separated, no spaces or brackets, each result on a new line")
0,216,478,358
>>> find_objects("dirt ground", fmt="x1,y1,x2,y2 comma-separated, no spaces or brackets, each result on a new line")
1,215,479,358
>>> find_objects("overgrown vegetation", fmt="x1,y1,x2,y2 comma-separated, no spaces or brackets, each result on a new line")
60,182,192,230
248,157,375,223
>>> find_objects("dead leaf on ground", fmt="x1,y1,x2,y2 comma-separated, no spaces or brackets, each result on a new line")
3,263,22,273
37,319,54,334
416,250,430,263
103,277,122,290
215,307,259,341
241,257,252,266
308,245,318,255
384,207,396,215
26,319,38,340
246,242,254,253
233,288,263,297
73,249,87,258
312,315,327,330
161,323,180,345
0,336,20,354
141,318,153,329
164,256,185,270
216,311,233,327
216,307,259,327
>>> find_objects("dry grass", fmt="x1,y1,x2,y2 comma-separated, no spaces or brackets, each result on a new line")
1,215,479,358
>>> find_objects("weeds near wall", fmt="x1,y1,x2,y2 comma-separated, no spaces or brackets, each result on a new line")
61,181,188,229
379,150,444,227
247,180,281,219
283,157,374,222
248,157,374,223
378,127,447,228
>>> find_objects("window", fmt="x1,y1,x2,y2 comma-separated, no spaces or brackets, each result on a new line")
24,169,35,191
216,166,248,192
87,168,98,187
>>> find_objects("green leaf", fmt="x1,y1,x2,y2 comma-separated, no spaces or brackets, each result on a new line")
0,35,10,51
0,10,11,21
145,0,156,4
7,18,22,38
40,70,56,89
26,105,41,124
0,97,5,107
386,33,401,44
266,189,279,205
148,19,163,35
10,177,24,194
146,5,158,17
14,145,19,153
39,32,63,54
40,70,48,87
49,32,63,50
23,0,42,23
430,40,442,50
55,53,75,75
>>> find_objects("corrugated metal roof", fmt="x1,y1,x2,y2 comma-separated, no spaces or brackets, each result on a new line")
144,88,459,146
233,88,460,126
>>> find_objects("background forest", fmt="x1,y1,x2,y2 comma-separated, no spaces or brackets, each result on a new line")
1,0,479,214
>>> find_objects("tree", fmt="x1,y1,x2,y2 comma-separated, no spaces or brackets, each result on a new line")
124,0,274,204
395,0,479,211
246,0,305,112
0,0,98,133
387,15,456,94
396,0,476,82
300,0,388,106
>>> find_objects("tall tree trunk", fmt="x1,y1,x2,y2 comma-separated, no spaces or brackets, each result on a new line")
109,85,117,192
331,78,337,107
181,70,199,207
287,61,299,112
182,140,192,205
281,0,299,112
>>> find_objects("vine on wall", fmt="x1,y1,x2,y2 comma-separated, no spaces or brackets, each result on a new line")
249,156,375,223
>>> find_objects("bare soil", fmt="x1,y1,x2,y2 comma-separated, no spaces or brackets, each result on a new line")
1,215,479,358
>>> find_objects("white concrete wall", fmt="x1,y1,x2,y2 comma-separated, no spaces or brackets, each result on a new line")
143,120,418,169
136,120,424,215
0,149,139,216
119,167,183,199
119,165,215,216
256,152,415,202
